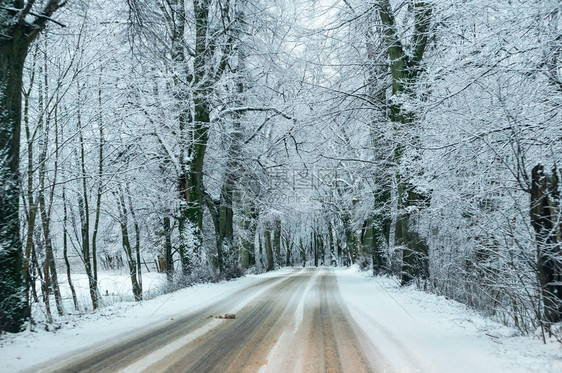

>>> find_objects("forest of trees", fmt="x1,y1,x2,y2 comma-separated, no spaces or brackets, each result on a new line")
0,0,561,340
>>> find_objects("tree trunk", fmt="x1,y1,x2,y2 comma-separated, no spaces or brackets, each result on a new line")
163,216,174,283
284,234,293,266
328,221,336,266
530,165,562,324
216,36,247,275
23,66,38,323
335,227,343,266
395,188,430,285
313,231,319,267
63,188,78,311
218,173,235,274
0,0,66,334
375,1,432,285
366,217,387,276
40,240,53,324
240,202,257,269
342,215,356,266
128,189,143,300
30,244,42,304
38,192,64,316
273,219,282,266
0,29,31,333
178,0,212,272
366,10,394,273
92,69,104,292
117,191,142,302
77,92,99,310
300,237,306,267
264,229,274,271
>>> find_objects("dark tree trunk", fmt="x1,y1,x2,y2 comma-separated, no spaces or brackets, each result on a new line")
366,10,393,275
0,0,65,333
128,190,143,299
284,234,293,266
117,191,142,302
92,78,104,294
301,238,306,267
319,233,325,266
240,203,257,269
371,189,391,276
216,76,245,276
163,216,174,283
218,190,234,273
343,215,356,266
63,188,78,311
396,189,429,286
0,28,31,333
273,219,281,266
336,229,343,265
328,222,336,266
38,192,64,316
264,229,274,272
77,97,99,310
530,165,562,324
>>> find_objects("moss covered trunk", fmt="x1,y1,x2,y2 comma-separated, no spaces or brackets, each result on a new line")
376,0,432,285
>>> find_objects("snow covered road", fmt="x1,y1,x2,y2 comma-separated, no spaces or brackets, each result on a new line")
2,267,560,372
23,268,376,372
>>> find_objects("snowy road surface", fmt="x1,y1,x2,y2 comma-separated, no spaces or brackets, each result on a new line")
3,267,560,372
26,268,376,372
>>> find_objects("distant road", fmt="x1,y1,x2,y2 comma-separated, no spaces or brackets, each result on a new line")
33,268,378,373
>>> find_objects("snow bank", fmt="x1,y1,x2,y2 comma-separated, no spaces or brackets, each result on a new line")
335,266,561,373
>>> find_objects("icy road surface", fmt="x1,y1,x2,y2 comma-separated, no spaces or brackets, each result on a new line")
5,267,560,373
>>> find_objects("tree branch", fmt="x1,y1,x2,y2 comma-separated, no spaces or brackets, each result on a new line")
411,2,432,74
29,0,67,37
375,0,409,93
218,106,296,121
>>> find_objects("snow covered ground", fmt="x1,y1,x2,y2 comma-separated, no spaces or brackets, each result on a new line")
337,267,561,373
0,267,560,372
55,271,168,310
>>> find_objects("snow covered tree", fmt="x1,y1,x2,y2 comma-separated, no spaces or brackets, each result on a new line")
373,0,433,285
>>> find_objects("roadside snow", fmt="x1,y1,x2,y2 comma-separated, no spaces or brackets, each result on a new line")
335,266,562,373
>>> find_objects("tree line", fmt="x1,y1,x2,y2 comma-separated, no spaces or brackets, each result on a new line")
0,0,560,341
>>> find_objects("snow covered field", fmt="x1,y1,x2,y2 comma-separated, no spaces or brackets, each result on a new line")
55,271,168,310
0,267,560,372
